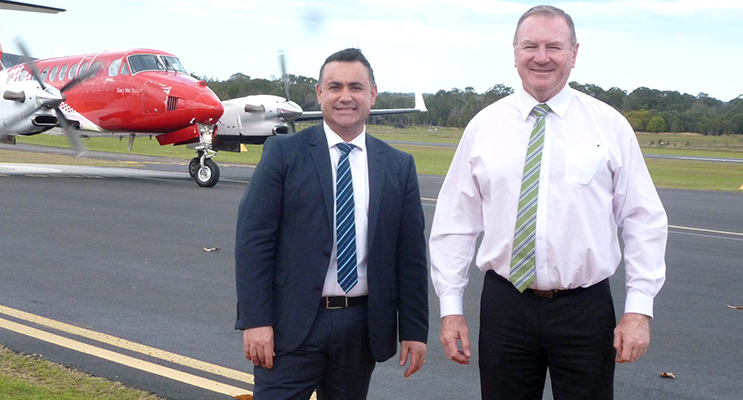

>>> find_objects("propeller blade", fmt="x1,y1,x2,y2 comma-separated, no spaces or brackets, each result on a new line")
59,62,99,93
15,39,46,90
279,51,291,101
54,108,85,155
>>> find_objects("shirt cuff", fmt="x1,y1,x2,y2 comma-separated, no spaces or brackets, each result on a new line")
439,294,464,318
624,290,654,318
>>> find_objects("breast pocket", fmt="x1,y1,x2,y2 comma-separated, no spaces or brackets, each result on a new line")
565,145,607,186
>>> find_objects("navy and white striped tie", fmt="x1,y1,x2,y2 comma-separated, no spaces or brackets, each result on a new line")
335,142,358,292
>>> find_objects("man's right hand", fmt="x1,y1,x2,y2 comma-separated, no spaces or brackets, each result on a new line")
243,326,275,369
440,315,471,365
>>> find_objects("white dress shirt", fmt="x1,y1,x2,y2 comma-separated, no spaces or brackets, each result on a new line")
322,122,370,297
429,85,667,318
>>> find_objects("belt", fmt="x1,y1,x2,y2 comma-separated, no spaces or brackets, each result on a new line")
526,286,587,299
320,296,368,309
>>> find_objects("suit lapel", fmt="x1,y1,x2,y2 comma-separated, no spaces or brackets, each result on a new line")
366,135,386,251
308,125,334,234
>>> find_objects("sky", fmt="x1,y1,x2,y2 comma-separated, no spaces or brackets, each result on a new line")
1,0,742,102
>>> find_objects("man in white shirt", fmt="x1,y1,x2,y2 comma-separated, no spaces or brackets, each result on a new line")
429,5,667,399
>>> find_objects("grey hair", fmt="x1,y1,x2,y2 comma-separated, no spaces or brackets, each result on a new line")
513,5,577,46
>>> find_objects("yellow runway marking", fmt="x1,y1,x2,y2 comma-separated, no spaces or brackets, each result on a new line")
0,305,253,397
0,317,249,397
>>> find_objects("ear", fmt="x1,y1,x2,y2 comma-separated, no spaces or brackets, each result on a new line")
571,42,580,68
370,84,378,107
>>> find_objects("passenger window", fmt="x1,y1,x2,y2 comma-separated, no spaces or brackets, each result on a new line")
49,66,58,82
79,62,89,77
40,67,49,82
90,61,102,77
59,65,68,81
68,63,77,80
108,59,122,77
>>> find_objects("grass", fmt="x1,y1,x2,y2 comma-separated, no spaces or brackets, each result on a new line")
5,128,743,191
0,346,164,400
4,128,743,191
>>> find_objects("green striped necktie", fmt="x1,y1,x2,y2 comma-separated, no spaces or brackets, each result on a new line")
509,103,550,292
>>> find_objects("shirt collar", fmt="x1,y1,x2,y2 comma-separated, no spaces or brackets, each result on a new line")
517,85,573,120
323,121,367,152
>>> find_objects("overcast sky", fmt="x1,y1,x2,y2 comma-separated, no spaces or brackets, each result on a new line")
1,0,742,102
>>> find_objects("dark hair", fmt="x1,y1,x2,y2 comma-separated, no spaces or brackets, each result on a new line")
318,48,376,86
513,5,577,46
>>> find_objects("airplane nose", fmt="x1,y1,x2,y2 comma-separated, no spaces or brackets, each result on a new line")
279,100,303,122
193,93,224,125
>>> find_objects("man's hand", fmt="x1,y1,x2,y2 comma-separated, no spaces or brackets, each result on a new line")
440,315,471,365
399,340,427,377
614,313,651,363
243,326,275,369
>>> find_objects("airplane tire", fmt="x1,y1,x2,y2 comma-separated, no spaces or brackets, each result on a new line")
194,159,220,188
188,158,198,177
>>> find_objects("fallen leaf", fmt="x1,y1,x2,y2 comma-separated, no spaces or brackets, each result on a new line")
660,372,676,379
202,247,221,252
234,395,253,400
726,305,743,309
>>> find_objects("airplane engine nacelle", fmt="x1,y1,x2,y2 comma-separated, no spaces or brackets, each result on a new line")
1,82,60,135
215,95,302,145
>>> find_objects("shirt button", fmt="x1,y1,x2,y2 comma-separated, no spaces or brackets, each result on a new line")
539,265,545,270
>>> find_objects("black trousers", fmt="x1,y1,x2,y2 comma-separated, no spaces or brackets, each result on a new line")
253,305,376,400
479,271,616,400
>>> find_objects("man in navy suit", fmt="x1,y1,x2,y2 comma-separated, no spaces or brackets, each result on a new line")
235,48,428,400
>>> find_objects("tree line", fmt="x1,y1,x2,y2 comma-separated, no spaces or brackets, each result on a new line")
204,73,743,135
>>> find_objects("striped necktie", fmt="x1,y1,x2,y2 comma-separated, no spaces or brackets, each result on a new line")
510,103,550,292
335,142,358,293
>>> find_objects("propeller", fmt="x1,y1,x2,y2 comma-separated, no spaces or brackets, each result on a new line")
278,51,297,133
15,39,98,155
279,50,291,101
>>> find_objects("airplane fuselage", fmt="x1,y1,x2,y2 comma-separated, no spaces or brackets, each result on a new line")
4,48,223,135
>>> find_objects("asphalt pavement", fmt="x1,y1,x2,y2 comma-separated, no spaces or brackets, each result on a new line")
1,150,742,399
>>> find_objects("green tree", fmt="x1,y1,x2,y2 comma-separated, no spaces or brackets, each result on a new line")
647,116,667,133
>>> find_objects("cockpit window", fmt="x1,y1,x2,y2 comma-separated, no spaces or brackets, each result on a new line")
128,54,187,74
120,61,130,76
161,56,187,73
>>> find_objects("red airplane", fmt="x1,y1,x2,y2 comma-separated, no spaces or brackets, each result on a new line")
1,46,225,186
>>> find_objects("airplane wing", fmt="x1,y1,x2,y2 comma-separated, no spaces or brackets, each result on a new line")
0,0,65,13
295,92,427,122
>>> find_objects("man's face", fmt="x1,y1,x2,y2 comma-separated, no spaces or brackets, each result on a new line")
514,14,578,102
316,61,377,141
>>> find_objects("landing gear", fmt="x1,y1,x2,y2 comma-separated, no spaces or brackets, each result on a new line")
194,158,220,187
190,124,220,187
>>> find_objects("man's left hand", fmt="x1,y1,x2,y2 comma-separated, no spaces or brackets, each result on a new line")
399,340,427,377
614,313,651,363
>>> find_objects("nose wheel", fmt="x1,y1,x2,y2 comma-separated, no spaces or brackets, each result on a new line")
191,156,220,187
190,124,220,187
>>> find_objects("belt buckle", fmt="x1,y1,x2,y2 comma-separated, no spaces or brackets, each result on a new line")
325,297,347,309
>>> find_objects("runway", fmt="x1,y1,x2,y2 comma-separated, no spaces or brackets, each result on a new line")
1,160,742,400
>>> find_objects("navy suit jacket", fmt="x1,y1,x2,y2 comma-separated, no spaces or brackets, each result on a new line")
235,124,428,362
